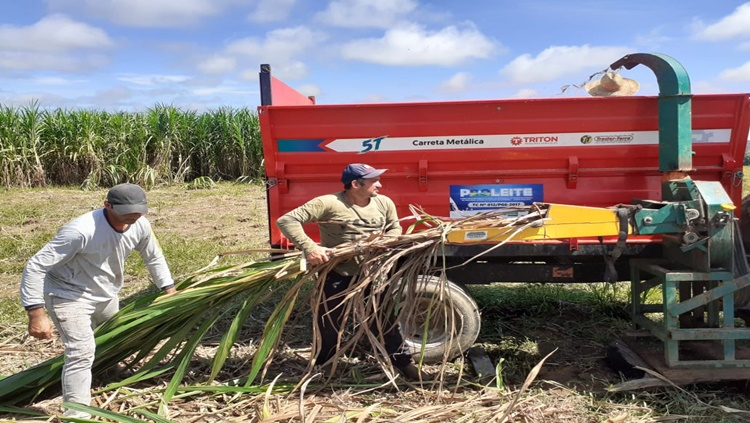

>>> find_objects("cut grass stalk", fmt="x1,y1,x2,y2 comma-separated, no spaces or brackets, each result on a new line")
0,207,540,414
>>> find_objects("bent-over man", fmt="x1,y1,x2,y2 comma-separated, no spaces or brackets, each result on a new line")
21,183,175,418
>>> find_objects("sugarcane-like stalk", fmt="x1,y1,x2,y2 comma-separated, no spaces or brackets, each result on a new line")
0,207,542,408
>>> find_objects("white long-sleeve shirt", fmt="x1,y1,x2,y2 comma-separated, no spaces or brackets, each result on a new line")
20,208,174,308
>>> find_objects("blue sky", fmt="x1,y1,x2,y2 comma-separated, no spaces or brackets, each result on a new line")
1,0,749,111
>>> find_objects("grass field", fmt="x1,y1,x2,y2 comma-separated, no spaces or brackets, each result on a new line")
2,176,750,422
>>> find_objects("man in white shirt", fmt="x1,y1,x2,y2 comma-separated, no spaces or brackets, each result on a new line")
20,183,175,418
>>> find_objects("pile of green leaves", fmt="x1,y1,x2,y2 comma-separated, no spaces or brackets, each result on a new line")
0,207,540,416
0,256,305,410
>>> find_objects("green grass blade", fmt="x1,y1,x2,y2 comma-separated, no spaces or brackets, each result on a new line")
0,357,64,402
0,406,47,416
99,366,175,391
64,402,161,423
159,311,222,416
245,284,300,386
209,294,255,382
209,278,278,382
132,408,175,423
126,310,207,376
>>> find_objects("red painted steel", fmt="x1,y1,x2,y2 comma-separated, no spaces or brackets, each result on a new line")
259,93,750,248
269,75,315,106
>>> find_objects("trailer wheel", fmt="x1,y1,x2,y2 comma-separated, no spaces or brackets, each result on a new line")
398,275,480,363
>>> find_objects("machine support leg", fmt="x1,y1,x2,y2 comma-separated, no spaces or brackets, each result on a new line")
664,277,680,366
723,288,736,361
629,258,750,369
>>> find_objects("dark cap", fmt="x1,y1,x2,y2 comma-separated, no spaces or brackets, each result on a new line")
341,163,387,185
107,183,148,215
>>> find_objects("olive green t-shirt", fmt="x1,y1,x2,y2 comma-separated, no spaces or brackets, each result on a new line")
276,192,401,275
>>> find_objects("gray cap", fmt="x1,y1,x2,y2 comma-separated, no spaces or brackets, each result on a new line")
107,183,148,215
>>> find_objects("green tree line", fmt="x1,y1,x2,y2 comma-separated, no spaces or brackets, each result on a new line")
0,102,263,188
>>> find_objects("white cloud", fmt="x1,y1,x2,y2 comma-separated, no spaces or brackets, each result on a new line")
341,23,497,66
500,45,632,84
512,88,539,98
29,76,84,85
83,86,135,106
439,72,471,93
718,61,750,82
197,56,237,74
239,69,259,81
200,26,325,80
692,3,750,41
269,62,309,80
118,74,192,86
0,91,69,108
0,14,112,53
0,51,109,72
47,0,226,28
238,61,309,81
297,84,321,98
191,85,256,96
249,0,296,22
361,94,388,103
635,28,672,47
691,80,730,94
225,26,325,59
316,0,417,28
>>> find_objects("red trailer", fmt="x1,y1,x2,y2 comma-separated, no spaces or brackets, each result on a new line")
258,56,750,372
259,70,749,280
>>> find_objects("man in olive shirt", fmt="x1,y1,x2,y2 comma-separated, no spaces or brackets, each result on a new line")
277,163,426,380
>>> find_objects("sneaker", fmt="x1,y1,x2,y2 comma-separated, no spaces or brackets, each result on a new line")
62,408,92,419
396,363,432,382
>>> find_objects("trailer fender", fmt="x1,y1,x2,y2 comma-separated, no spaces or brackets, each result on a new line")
398,275,481,363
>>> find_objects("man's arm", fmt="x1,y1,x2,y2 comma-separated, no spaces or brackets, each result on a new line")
276,197,331,265
382,197,402,236
135,220,175,292
21,227,85,308
21,226,85,339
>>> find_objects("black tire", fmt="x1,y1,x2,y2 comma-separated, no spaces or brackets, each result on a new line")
398,275,481,363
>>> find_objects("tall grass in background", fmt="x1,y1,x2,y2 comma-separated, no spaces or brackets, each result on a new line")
0,103,263,188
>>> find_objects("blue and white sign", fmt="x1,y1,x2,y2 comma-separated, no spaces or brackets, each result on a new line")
449,184,543,218
277,129,733,154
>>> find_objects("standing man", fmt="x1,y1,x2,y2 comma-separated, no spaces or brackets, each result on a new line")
21,183,175,418
276,163,427,381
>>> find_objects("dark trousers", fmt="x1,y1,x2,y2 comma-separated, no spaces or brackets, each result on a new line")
316,270,412,368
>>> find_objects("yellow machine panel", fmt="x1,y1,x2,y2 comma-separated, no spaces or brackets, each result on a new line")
446,204,634,244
